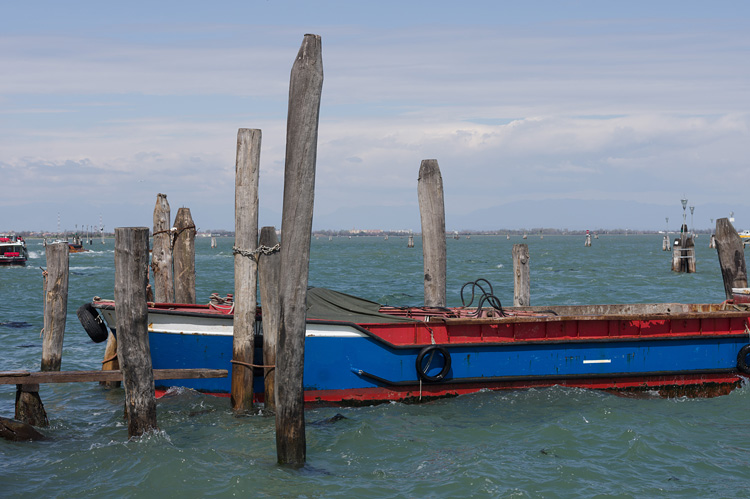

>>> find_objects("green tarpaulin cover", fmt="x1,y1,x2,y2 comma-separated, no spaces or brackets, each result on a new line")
305,287,416,323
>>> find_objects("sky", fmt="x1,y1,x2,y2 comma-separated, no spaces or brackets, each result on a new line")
1,1,749,233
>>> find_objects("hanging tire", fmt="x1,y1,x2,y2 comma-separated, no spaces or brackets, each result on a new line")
415,345,451,382
737,344,750,374
77,303,109,343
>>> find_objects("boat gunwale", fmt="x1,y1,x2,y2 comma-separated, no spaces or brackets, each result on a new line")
91,300,750,350
92,299,750,323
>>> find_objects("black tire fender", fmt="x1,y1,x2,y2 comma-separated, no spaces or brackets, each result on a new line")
415,345,451,382
77,302,109,343
737,344,750,375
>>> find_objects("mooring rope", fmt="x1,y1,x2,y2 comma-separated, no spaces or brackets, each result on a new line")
230,359,275,369
232,243,281,261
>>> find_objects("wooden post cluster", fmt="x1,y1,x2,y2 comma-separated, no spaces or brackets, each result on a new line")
512,244,530,306
715,218,747,300
150,194,197,305
407,234,414,248
115,227,158,438
417,159,447,307
152,193,174,303
663,234,670,251
671,224,696,273
584,232,592,247
276,34,323,467
231,128,261,413
173,208,196,304
258,226,281,413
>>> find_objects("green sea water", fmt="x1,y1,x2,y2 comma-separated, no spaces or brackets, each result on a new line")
1,234,749,498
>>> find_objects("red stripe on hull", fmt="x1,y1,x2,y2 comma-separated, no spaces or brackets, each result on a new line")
155,373,746,404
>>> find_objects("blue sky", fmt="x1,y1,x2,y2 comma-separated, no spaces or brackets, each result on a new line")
2,1,749,233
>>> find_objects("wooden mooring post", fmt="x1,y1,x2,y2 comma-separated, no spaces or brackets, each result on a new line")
258,226,281,413
173,207,196,304
513,244,530,306
115,227,158,438
152,193,174,303
671,224,696,273
276,33,323,466
417,159,447,307
231,128,261,413
17,242,71,426
42,242,69,372
715,217,747,300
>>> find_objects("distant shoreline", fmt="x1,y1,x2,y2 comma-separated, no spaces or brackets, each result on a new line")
8,229,715,238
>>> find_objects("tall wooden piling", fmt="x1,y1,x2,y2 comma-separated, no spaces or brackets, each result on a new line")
671,224,696,273
715,218,747,300
231,128,261,413
513,244,530,306
173,208,196,304
42,242,69,372
276,34,323,466
115,227,158,438
417,159,447,307
258,226,281,413
152,193,174,303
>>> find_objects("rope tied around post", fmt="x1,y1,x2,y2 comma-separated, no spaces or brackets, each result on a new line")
152,225,196,251
232,243,281,262
231,359,276,370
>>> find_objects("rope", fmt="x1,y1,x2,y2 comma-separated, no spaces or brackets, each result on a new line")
153,225,196,251
232,243,281,261
102,353,118,365
230,359,276,369
460,279,506,317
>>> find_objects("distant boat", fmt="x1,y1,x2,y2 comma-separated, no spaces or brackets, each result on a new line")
738,230,750,240
47,235,89,253
0,235,29,266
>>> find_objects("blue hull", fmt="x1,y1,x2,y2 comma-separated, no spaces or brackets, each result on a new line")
148,328,748,400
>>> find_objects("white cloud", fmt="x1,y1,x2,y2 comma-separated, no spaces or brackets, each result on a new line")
1,13,749,231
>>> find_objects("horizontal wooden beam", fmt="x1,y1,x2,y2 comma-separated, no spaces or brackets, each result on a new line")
0,369,227,385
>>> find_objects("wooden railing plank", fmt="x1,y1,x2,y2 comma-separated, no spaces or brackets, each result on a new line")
0,368,227,385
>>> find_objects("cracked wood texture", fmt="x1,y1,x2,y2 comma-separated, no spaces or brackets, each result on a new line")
276,34,323,467
115,227,158,438
418,159,447,307
231,128,261,413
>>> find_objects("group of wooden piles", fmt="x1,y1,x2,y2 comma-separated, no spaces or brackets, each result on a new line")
0,239,225,442
4,33,749,468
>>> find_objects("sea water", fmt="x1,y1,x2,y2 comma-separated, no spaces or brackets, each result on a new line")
1,235,749,498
